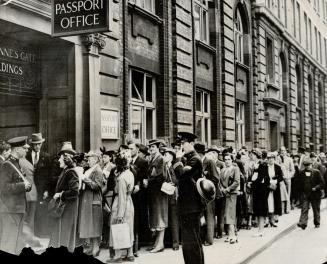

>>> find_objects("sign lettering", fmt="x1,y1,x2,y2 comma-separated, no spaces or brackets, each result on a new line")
101,110,119,139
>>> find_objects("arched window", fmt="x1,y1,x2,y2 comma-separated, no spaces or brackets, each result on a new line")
234,8,244,64
279,54,287,101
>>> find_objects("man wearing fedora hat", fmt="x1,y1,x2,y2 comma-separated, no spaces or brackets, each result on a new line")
25,133,51,238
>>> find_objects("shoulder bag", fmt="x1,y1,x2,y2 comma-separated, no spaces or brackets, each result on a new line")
161,165,176,195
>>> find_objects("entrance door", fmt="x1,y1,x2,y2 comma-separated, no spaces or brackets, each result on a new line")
270,121,278,151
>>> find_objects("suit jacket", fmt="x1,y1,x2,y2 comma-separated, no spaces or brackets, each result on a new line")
299,168,325,200
177,150,203,215
203,157,221,198
147,152,165,191
0,156,30,213
26,150,51,199
131,155,148,188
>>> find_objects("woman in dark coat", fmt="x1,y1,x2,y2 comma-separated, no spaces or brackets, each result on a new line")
49,142,79,252
146,139,167,253
78,151,103,256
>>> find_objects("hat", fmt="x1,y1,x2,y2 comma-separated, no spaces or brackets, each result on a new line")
309,152,317,158
194,143,206,154
7,136,30,148
148,139,164,147
251,148,262,159
319,153,326,159
100,146,116,157
85,151,101,158
73,153,86,163
196,178,216,203
30,133,45,144
58,141,76,156
137,144,150,156
298,146,306,153
119,144,129,150
206,145,220,155
175,132,197,143
267,152,276,158
303,157,312,166
162,147,176,158
171,142,181,148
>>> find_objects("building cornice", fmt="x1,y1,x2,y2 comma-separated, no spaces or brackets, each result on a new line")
9,0,51,19
253,4,327,77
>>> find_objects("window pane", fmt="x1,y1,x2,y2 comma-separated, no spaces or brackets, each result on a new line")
204,93,209,113
202,10,208,42
132,106,143,142
195,115,202,141
146,76,153,102
204,118,209,145
196,91,202,112
132,70,144,101
144,0,153,12
146,109,153,140
194,4,201,40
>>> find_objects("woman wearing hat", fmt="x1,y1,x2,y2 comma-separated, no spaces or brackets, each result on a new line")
49,142,79,252
220,153,240,244
78,151,103,256
146,139,168,253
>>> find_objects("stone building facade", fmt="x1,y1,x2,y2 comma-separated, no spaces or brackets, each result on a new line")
0,0,326,155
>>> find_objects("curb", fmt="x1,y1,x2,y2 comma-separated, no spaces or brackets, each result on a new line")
238,204,327,264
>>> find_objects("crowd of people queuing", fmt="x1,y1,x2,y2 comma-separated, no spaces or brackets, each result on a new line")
0,132,326,264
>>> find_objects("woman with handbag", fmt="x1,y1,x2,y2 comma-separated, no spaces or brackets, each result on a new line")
107,151,135,263
78,151,103,257
48,142,79,252
146,139,168,253
220,153,240,244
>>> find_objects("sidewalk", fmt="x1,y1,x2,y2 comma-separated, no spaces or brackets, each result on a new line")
96,201,327,264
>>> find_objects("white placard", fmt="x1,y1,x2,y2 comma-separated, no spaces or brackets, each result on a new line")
101,109,119,139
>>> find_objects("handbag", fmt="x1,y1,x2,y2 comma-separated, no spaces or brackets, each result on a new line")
48,196,65,218
268,182,277,191
161,165,176,196
111,222,132,249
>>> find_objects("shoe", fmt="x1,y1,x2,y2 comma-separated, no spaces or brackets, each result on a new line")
133,252,139,257
270,222,278,227
150,247,164,253
246,224,252,230
297,223,306,230
229,238,238,244
215,235,222,239
146,246,155,251
106,258,122,263
264,223,269,228
252,233,264,237
172,247,179,251
123,256,135,262
224,237,230,242
203,242,212,246
315,225,320,228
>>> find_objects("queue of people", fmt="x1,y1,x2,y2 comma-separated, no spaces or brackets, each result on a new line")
0,132,326,264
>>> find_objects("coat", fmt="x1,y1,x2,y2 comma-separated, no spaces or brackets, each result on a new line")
0,156,29,214
78,164,103,238
26,150,51,200
147,152,168,230
177,151,203,216
109,169,134,247
19,158,37,202
49,167,79,252
298,168,325,200
203,157,222,198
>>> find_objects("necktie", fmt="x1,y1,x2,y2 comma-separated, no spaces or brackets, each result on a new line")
34,151,39,165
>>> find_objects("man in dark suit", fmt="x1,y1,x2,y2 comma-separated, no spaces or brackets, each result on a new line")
128,140,148,257
297,158,325,229
25,133,51,238
0,136,32,254
175,132,204,264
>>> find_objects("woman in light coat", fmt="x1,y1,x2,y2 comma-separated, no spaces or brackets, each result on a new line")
220,153,240,244
78,151,103,256
107,151,135,263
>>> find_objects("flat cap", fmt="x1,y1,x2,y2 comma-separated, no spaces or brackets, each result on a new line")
7,136,30,148
176,132,197,143
303,157,312,165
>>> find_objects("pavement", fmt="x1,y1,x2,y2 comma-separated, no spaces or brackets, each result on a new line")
30,199,327,264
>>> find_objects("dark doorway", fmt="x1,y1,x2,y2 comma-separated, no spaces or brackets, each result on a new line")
270,121,278,151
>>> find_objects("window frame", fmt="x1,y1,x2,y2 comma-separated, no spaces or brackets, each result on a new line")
236,101,246,150
129,68,156,144
195,89,211,147
234,8,244,64
132,0,156,14
194,0,209,43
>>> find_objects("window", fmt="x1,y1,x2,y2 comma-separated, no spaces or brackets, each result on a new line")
296,65,302,107
279,55,287,101
292,0,296,37
133,0,155,13
129,69,156,143
195,90,211,146
266,37,274,83
318,83,324,147
309,19,312,54
296,2,301,43
319,31,322,63
325,38,327,67
284,0,287,27
194,0,209,43
308,75,314,145
234,8,244,63
315,27,318,60
236,101,245,150
304,13,308,50
277,0,281,18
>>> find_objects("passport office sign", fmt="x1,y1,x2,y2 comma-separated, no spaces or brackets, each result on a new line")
52,0,109,37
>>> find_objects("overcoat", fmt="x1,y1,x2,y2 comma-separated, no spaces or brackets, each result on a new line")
78,164,103,238
49,167,79,252
147,152,168,230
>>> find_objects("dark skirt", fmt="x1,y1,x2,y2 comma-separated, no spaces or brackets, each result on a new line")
252,188,269,217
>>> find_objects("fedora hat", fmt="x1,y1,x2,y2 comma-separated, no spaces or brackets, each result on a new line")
30,133,45,144
196,178,216,203
85,150,101,158
58,141,76,156
148,139,164,147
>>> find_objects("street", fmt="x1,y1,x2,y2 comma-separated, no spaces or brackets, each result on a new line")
251,210,327,264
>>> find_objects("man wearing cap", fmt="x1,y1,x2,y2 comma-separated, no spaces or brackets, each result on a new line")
24,133,51,238
297,158,325,229
175,132,204,264
0,136,32,254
